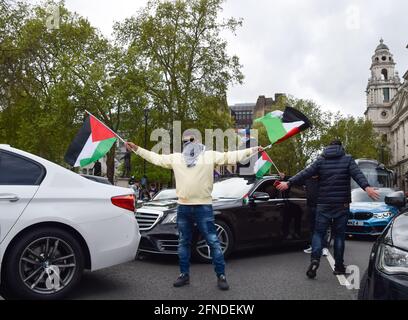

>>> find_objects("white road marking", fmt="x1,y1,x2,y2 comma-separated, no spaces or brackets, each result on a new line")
325,250,351,287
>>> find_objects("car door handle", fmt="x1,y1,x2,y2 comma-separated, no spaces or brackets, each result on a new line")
0,194,20,202
275,203,285,208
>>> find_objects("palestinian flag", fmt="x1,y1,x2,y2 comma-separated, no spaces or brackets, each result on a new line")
254,151,273,179
65,115,117,167
255,106,311,145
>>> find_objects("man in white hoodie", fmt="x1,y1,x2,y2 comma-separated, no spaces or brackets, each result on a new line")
126,135,260,290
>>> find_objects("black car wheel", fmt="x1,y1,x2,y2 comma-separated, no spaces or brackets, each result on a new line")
192,220,234,263
357,269,370,300
2,227,84,300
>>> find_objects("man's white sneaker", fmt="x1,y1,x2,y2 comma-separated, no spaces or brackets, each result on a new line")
303,246,312,254
322,248,329,256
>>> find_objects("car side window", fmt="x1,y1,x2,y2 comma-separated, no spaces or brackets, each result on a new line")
254,180,280,199
0,151,45,185
287,184,306,199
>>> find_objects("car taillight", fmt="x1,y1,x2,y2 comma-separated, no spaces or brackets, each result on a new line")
111,194,135,212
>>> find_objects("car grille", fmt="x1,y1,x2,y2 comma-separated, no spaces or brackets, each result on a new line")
352,212,373,220
135,210,162,231
158,239,179,252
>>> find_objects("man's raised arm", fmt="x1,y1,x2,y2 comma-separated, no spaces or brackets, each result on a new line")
276,160,320,191
211,147,262,165
126,142,173,169
349,158,380,200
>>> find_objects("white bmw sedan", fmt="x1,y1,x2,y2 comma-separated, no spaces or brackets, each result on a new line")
0,144,140,300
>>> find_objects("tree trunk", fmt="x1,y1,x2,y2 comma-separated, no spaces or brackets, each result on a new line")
107,145,116,184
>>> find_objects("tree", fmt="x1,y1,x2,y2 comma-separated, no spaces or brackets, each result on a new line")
0,1,147,183
114,0,242,147
321,115,389,164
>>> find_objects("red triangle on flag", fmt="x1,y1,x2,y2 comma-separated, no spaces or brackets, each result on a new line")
261,151,272,163
90,115,116,142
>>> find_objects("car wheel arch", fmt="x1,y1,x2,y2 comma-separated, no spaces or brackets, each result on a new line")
1,221,92,284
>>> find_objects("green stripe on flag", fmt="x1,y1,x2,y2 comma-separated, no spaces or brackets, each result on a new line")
79,137,116,167
255,114,287,144
256,161,272,179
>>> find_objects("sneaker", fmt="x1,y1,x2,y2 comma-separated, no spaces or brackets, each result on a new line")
306,259,320,279
217,274,230,291
303,246,312,254
173,273,190,287
333,265,347,275
322,248,329,256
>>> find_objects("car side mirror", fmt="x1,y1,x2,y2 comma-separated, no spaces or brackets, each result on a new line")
385,191,406,208
251,192,270,201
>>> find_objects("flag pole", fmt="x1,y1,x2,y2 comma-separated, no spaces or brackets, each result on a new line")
84,110,139,155
270,159,281,175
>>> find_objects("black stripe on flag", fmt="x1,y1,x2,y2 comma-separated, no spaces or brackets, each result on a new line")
281,106,312,131
64,116,91,166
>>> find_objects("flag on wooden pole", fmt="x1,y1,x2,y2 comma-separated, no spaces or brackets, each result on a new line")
65,115,117,167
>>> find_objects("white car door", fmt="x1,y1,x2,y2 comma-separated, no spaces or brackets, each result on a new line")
0,150,45,242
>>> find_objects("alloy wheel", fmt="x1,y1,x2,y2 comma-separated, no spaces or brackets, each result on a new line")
18,237,77,295
195,223,229,260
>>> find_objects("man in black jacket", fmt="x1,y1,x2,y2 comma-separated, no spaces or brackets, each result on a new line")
277,140,379,278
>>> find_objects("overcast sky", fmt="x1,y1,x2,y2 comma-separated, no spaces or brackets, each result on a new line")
29,0,408,116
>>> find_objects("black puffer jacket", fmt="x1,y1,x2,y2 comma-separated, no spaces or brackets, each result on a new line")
288,145,370,204
305,177,319,207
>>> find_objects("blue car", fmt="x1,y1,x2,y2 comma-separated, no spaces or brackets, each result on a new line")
347,188,400,236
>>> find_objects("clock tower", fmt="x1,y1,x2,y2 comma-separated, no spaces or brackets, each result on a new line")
365,39,401,134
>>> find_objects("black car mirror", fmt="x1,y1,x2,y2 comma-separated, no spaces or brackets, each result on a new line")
385,191,406,208
251,192,270,201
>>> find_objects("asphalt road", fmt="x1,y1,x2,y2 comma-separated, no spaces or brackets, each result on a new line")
65,237,374,300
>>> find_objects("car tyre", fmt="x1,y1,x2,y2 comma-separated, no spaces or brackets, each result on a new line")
192,220,234,263
357,269,370,300
2,227,85,300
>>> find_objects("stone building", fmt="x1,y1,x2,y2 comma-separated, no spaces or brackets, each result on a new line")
365,39,408,190
229,94,285,129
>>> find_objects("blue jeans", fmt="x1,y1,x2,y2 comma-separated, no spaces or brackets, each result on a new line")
177,204,225,276
308,205,328,248
311,204,349,268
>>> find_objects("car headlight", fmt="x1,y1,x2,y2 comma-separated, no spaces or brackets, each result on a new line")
161,212,177,224
377,244,408,275
373,211,392,219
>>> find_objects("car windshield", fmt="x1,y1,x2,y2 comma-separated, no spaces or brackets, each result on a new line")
153,189,177,200
351,188,395,203
212,177,254,199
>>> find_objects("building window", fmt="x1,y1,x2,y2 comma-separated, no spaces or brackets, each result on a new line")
381,69,388,80
383,88,390,102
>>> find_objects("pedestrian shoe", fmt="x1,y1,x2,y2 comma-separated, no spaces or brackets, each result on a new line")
306,260,320,279
303,246,312,254
173,273,190,287
217,274,230,291
322,248,329,256
333,265,348,275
